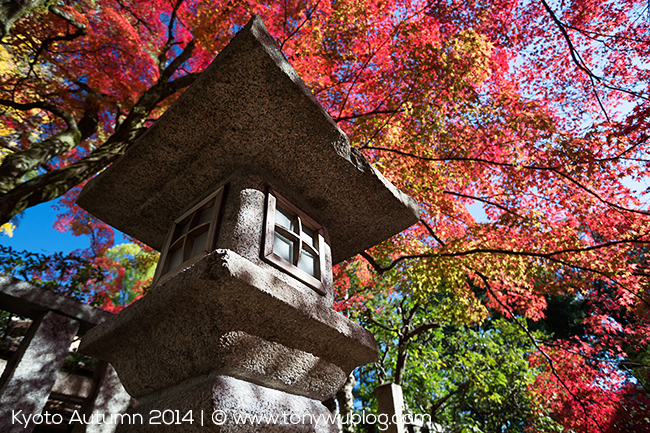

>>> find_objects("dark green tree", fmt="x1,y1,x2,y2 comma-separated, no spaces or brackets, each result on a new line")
351,289,562,433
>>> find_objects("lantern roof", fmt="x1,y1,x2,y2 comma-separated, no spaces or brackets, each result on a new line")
76,15,419,264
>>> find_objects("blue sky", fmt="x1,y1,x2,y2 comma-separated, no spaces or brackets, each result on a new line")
0,199,127,255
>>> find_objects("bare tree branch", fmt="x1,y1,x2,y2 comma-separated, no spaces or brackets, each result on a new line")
0,98,76,128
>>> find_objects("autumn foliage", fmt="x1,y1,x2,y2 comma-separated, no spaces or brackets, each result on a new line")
1,0,650,430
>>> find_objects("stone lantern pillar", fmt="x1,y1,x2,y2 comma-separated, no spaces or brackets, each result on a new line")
76,15,419,432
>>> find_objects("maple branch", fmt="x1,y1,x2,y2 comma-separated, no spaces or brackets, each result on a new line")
620,364,650,395
464,239,646,260
361,238,650,316
405,301,419,322
0,132,127,218
48,6,86,30
366,316,399,334
544,341,650,369
0,97,99,195
473,270,605,432
562,22,650,45
363,146,650,216
0,33,198,224
360,236,650,279
360,251,431,274
0,98,75,128
538,0,599,79
334,108,404,123
419,218,446,246
115,0,155,34
168,72,200,90
587,72,612,123
403,321,440,342
353,85,419,150
499,244,650,311
550,167,650,216
336,32,395,121
72,80,108,101
442,190,521,218
114,106,124,130
39,161,53,172
280,0,321,50
158,0,185,73
429,382,470,418
111,54,196,147
161,39,196,81
595,134,649,162
22,9,86,80
333,5,426,121
538,0,647,122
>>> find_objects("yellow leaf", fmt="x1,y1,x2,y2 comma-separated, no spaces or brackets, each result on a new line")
0,45,16,76
1,222,16,237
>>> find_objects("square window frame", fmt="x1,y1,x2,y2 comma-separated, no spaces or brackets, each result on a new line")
262,189,329,295
153,186,225,285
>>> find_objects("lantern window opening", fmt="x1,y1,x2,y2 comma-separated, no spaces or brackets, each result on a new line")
263,190,327,295
155,186,225,282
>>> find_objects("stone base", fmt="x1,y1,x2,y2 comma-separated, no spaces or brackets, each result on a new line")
114,375,337,433
80,250,377,400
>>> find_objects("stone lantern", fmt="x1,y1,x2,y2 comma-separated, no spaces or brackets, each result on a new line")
77,16,419,432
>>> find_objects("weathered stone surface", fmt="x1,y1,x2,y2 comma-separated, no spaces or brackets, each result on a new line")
80,250,377,400
0,311,80,433
0,358,94,400
0,275,113,335
207,170,335,307
76,15,419,264
211,331,346,401
72,363,132,433
210,375,339,433
118,375,339,432
50,370,94,400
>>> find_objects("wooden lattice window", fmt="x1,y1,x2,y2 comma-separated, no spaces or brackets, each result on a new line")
155,186,224,281
263,191,327,295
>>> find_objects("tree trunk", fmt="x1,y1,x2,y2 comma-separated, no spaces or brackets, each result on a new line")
0,0,46,39
323,396,342,433
0,140,126,224
394,340,408,385
336,372,355,433
0,128,81,194
0,75,194,224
